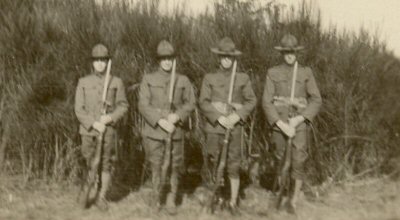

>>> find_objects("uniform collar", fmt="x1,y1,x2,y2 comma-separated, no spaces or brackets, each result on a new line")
94,71,106,79
219,67,232,77
155,68,173,84
282,62,296,68
157,68,171,77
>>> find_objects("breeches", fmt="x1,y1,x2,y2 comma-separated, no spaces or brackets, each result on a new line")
143,137,184,174
206,132,241,179
272,129,308,180
80,132,116,172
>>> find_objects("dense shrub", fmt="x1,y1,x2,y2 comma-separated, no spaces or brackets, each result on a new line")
0,0,399,183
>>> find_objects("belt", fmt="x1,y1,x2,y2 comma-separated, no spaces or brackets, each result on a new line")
153,108,170,117
273,96,307,109
212,101,243,114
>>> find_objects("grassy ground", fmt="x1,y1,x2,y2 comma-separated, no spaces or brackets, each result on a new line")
1,174,399,220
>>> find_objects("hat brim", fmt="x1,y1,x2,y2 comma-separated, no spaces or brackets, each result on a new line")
274,46,305,52
210,48,242,56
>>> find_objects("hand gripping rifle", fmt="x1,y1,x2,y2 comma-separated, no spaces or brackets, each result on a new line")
82,59,112,208
276,61,298,210
207,60,237,213
160,59,177,194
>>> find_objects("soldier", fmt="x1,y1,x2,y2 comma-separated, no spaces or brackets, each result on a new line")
199,37,257,215
138,40,196,214
262,34,322,213
75,43,129,210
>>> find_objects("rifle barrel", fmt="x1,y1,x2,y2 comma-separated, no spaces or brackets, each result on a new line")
82,59,112,208
276,60,298,210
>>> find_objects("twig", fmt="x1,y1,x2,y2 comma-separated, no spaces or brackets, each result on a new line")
345,171,399,187
324,135,376,144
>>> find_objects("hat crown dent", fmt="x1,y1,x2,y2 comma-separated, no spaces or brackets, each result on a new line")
211,37,242,56
91,44,110,58
281,34,299,48
157,40,175,57
275,34,304,51
217,37,236,52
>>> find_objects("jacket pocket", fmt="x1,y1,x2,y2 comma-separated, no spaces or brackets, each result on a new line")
232,80,246,101
148,80,167,106
209,80,226,99
105,87,117,113
270,74,288,95
295,75,307,97
83,86,99,110
173,79,185,104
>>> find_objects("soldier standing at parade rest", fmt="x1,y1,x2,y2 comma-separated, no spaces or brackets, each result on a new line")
138,40,196,214
74,44,129,210
262,34,322,213
199,37,257,215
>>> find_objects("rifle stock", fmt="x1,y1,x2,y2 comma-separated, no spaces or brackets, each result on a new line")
207,60,237,213
207,127,231,213
276,61,298,210
81,59,112,208
160,137,172,187
160,59,176,194
276,138,292,209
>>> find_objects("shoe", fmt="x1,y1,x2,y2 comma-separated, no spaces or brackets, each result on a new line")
287,201,297,215
96,197,109,211
154,199,162,212
166,205,177,215
228,203,241,216
204,196,223,214
217,197,225,212
77,188,89,209
166,193,177,215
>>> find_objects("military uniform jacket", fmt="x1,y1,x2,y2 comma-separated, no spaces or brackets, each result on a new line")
138,69,196,140
199,70,257,134
262,64,322,130
75,73,129,136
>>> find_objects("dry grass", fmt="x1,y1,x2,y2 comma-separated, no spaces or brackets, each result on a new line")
0,0,399,192
0,173,399,220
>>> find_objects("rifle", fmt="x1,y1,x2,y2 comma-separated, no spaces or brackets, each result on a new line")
160,59,177,194
276,61,298,210
81,59,112,208
207,60,237,213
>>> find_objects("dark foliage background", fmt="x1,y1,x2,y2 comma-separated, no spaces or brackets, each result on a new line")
0,0,399,184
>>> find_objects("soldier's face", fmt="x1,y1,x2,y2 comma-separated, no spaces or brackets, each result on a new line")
283,52,297,65
220,56,233,69
160,58,173,72
92,59,108,73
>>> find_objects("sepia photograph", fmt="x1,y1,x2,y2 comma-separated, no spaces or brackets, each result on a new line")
0,0,399,219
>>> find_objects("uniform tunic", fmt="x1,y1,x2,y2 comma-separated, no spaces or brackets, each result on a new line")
138,69,196,172
199,69,257,178
75,73,129,171
262,63,322,180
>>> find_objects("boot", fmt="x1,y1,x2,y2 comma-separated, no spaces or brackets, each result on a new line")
166,192,177,215
79,180,98,209
151,168,162,209
96,171,111,211
166,172,179,215
228,201,241,216
228,177,241,216
288,179,302,214
79,160,96,208
78,184,89,209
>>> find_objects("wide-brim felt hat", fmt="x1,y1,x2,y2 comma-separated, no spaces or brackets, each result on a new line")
274,34,305,52
156,40,176,58
211,37,242,56
90,43,112,59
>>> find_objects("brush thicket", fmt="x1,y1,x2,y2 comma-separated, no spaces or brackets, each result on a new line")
0,0,399,184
